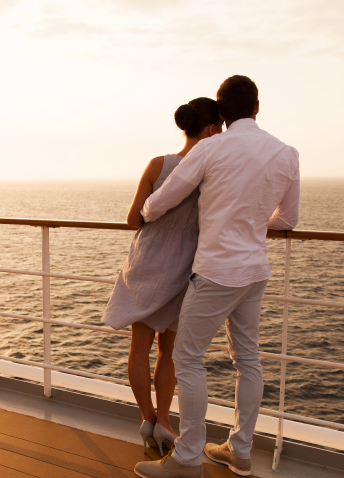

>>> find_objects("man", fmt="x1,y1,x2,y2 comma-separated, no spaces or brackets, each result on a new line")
134,75,300,478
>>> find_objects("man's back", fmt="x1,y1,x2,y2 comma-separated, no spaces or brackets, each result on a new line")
194,117,299,286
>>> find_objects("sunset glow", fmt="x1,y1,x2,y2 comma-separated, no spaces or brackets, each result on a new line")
0,0,343,179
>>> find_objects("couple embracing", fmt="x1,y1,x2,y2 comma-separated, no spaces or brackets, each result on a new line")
102,75,300,477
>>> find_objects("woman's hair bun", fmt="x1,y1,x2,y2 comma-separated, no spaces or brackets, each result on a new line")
174,104,197,132
174,97,220,138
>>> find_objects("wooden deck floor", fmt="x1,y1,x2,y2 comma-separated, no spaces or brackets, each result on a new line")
0,408,258,477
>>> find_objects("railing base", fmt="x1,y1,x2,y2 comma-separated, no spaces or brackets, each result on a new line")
272,432,283,470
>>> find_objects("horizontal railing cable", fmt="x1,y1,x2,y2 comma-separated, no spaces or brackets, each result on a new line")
0,267,117,284
1,310,343,370
0,311,131,336
206,396,344,430
208,343,344,369
1,269,344,309
0,354,131,386
263,294,344,308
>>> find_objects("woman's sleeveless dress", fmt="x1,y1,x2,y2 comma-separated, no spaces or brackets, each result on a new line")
102,154,199,333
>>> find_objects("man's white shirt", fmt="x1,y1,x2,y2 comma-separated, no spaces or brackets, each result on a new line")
141,118,300,287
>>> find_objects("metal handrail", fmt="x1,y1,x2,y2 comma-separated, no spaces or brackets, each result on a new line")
0,218,137,230
0,217,343,241
0,218,343,469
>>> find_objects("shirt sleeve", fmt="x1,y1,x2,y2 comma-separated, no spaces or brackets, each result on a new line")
141,140,207,222
268,156,300,230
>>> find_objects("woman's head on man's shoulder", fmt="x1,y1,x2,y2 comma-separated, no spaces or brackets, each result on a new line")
174,97,222,140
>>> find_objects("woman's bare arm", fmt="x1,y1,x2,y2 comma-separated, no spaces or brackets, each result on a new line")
127,156,164,228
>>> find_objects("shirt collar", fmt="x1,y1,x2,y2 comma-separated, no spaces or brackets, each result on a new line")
227,118,259,130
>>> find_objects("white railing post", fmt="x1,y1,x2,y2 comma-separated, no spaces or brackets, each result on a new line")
42,226,52,397
272,238,291,470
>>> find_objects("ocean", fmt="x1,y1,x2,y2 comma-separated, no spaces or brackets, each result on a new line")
0,178,343,425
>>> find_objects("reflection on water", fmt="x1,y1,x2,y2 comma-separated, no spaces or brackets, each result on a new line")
0,178,343,423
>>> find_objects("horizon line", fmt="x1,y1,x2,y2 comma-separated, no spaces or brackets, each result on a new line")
0,176,343,182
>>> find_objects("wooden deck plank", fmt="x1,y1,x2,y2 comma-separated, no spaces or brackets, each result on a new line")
0,408,258,477
0,408,154,467
0,464,37,477
0,433,137,477
0,448,94,477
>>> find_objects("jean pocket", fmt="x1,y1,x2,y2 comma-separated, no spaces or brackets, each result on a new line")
189,273,203,290
189,273,197,289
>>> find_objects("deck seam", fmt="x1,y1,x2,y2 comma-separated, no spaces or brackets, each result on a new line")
0,446,104,477
0,431,126,465
0,463,40,477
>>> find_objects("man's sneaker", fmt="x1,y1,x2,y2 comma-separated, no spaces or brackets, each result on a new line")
204,442,251,477
134,449,203,478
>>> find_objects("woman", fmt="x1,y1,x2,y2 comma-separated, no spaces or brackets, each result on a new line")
102,98,222,456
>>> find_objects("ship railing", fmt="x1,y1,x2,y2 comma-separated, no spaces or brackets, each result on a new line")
0,218,343,470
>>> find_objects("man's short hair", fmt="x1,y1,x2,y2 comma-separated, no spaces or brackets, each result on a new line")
217,75,258,122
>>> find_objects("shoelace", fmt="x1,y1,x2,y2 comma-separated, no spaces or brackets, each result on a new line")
160,446,175,464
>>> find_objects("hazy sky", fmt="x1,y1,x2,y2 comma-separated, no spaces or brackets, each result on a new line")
0,0,343,179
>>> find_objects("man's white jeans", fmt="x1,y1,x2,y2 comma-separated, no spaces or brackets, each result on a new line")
172,273,268,466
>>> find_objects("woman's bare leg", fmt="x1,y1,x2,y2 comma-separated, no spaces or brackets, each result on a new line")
128,322,156,424
154,328,177,435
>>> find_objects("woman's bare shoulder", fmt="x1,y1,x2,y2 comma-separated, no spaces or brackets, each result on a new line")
148,155,164,169
145,156,165,184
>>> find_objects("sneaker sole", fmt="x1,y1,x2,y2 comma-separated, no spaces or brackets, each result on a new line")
134,469,149,478
204,448,251,477
134,468,203,478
